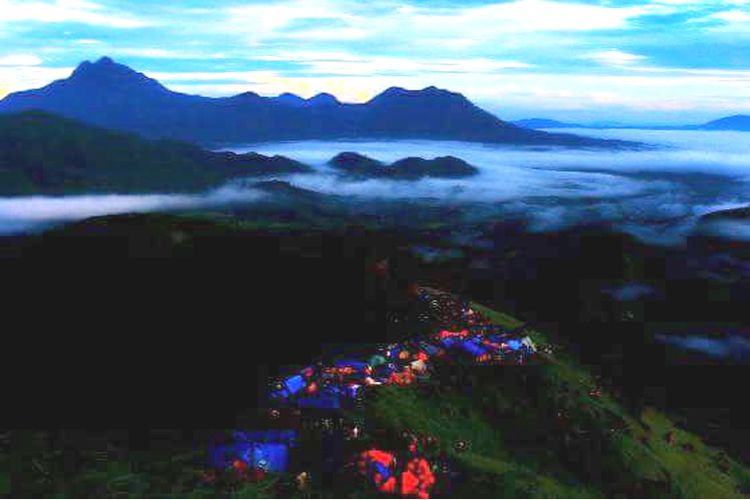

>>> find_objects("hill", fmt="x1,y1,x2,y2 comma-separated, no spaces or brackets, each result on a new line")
0,57,637,149
0,111,311,195
329,152,479,179
701,115,750,131
512,118,584,129
700,205,750,221
1,213,748,497
3,267,748,497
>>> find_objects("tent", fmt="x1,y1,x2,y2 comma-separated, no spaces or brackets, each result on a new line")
368,354,388,368
252,443,289,473
410,359,428,374
284,374,306,395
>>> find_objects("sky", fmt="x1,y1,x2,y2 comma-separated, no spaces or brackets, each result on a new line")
0,0,749,124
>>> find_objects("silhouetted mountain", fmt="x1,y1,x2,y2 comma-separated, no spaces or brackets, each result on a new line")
0,111,311,195
272,92,307,107
700,205,750,221
329,151,479,179
0,57,636,148
700,114,750,131
514,117,698,131
390,156,478,178
513,118,584,129
307,92,340,107
515,114,750,132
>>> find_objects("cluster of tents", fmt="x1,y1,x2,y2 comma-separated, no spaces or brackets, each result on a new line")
208,290,537,497
270,299,536,411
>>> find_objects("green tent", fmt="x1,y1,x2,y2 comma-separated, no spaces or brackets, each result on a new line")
369,354,387,367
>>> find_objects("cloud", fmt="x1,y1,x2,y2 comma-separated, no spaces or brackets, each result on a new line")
223,0,362,43
710,10,750,21
111,48,229,60
258,51,532,76
0,64,73,95
0,54,43,66
0,0,150,28
73,39,103,45
585,50,647,67
407,0,652,33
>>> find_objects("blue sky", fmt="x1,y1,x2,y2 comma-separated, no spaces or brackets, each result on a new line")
0,0,749,123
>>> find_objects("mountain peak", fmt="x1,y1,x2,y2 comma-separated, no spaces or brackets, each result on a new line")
73,56,130,76
368,86,468,105
69,57,166,92
271,92,306,106
307,92,339,106
95,56,116,65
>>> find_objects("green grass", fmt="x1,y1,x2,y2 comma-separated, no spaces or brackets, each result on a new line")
368,385,600,498
469,302,525,331
366,303,750,498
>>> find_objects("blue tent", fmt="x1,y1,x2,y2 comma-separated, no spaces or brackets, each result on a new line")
458,339,487,357
506,339,523,351
440,337,458,349
233,430,297,444
252,443,289,473
284,374,306,395
297,394,341,409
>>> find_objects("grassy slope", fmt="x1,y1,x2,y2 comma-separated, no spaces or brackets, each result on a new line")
365,302,750,498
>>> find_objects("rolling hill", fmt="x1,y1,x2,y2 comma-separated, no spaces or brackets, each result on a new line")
701,115,750,131
0,111,310,195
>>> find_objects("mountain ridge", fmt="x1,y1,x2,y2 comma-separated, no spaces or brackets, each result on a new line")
0,57,635,148
513,114,750,132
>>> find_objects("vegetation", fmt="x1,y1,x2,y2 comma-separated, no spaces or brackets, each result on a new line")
0,111,310,196
2,214,748,497
366,316,750,498
6,301,749,497
329,151,479,179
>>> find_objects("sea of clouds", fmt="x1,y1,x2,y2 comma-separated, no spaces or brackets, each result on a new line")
1,129,749,243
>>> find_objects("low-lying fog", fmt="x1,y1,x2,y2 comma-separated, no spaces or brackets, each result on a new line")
1,129,749,243
0,186,266,235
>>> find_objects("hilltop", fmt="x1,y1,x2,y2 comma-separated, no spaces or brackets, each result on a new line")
329,152,479,179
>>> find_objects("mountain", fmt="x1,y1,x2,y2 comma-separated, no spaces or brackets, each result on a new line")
514,118,699,131
512,118,584,129
0,57,636,148
700,114,750,131
700,204,750,221
0,111,311,196
515,114,750,132
329,151,479,179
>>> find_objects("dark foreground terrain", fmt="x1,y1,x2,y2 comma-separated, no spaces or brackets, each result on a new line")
1,213,748,497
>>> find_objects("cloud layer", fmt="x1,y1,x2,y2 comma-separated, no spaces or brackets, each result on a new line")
3,128,748,244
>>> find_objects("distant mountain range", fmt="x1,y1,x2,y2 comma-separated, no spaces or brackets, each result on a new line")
0,57,634,148
513,115,750,132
